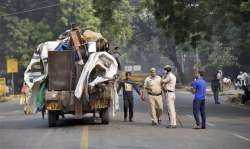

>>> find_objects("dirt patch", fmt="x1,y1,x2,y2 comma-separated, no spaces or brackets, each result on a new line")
0,95,19,103
225,93,242,104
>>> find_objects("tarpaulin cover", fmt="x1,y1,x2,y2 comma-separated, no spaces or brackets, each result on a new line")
24,41,60,113
24,40,120,115
74,52,118,99
37,80,46,112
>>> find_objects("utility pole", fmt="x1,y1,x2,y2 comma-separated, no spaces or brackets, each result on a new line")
181,53,186,73
190,0,200,72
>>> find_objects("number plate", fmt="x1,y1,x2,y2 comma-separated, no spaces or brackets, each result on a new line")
90,99,109,109
46,102,61,110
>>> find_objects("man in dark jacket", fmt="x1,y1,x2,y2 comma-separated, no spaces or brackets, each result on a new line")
117,72,141,122
211,74,221,104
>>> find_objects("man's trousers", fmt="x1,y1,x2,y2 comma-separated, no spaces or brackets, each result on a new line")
165,92,177,126
148,95,163,123
213,89,219,103
123,96,134,120
193,99,206,128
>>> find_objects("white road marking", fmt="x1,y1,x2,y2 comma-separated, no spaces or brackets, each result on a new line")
206,122,215,127
232,133,250,141
0,116,6,119
186,114,215,127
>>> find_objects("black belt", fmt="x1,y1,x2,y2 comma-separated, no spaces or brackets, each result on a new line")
148,92,162,96
163,89,174,92
166,90,174,92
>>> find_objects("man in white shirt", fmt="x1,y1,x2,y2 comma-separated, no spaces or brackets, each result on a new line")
143,68,163,126
162,65,177,128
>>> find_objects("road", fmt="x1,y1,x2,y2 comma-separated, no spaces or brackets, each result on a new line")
0,92,249,149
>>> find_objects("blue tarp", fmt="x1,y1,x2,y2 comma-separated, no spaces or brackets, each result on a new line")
55,40,80,61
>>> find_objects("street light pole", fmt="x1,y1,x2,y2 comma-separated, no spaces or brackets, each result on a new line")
191,0,200,71
181,52,186,73
195,41,199,66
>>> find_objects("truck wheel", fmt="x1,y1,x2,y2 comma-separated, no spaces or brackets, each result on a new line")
48,111,57,127
101,108,109,124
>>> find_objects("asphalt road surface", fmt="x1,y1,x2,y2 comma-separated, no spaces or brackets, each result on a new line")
0,92,250,149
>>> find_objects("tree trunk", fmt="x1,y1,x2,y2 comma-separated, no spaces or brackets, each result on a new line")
169,54,187,85
166,44,188,85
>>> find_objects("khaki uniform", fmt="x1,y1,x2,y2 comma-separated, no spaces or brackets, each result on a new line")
144,75,163,123
162,72,177,126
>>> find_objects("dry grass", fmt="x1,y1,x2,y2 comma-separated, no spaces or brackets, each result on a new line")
0,95,19,103
226,93,242,104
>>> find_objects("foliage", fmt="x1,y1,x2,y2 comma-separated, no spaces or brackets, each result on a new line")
0,0,134,70
4,17,54,67
122,8,172,72
93,0,134,46
240,0,250,12
0,0,250,84
60,0,100,31
142,0,250,76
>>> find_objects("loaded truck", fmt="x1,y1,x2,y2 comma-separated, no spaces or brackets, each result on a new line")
24,26,119,127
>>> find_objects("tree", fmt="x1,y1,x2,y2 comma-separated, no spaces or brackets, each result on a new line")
142,0,250,83
3,17,54,67
59,0,100,31
0,0,135,70
240,0,250,12
93,0,134,46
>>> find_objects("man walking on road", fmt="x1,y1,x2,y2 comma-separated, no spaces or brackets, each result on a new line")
143,68,163,126
162,65,177,128
211,74,221,104
118,72,141,122
192,70,207,129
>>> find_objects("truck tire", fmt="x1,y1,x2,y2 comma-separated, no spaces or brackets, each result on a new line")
101,108,109,124
48,111,57,127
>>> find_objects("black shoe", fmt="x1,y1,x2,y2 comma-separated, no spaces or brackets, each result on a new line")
201,126,206,129
151,121,157,126
215,102,221,104
129,119,133,122
166,125,177,129
124,118,127,122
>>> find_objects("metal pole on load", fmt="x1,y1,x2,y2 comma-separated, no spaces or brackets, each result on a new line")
70,24,84,65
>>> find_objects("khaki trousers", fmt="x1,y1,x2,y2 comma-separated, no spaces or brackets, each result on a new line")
165,92,177,126
148,95,163,123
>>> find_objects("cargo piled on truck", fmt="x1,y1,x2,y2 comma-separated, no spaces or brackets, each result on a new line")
24,25,120,127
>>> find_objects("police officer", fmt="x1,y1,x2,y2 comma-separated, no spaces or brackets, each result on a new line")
162,65,177,128
117,72,141,122
143,68,163,126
